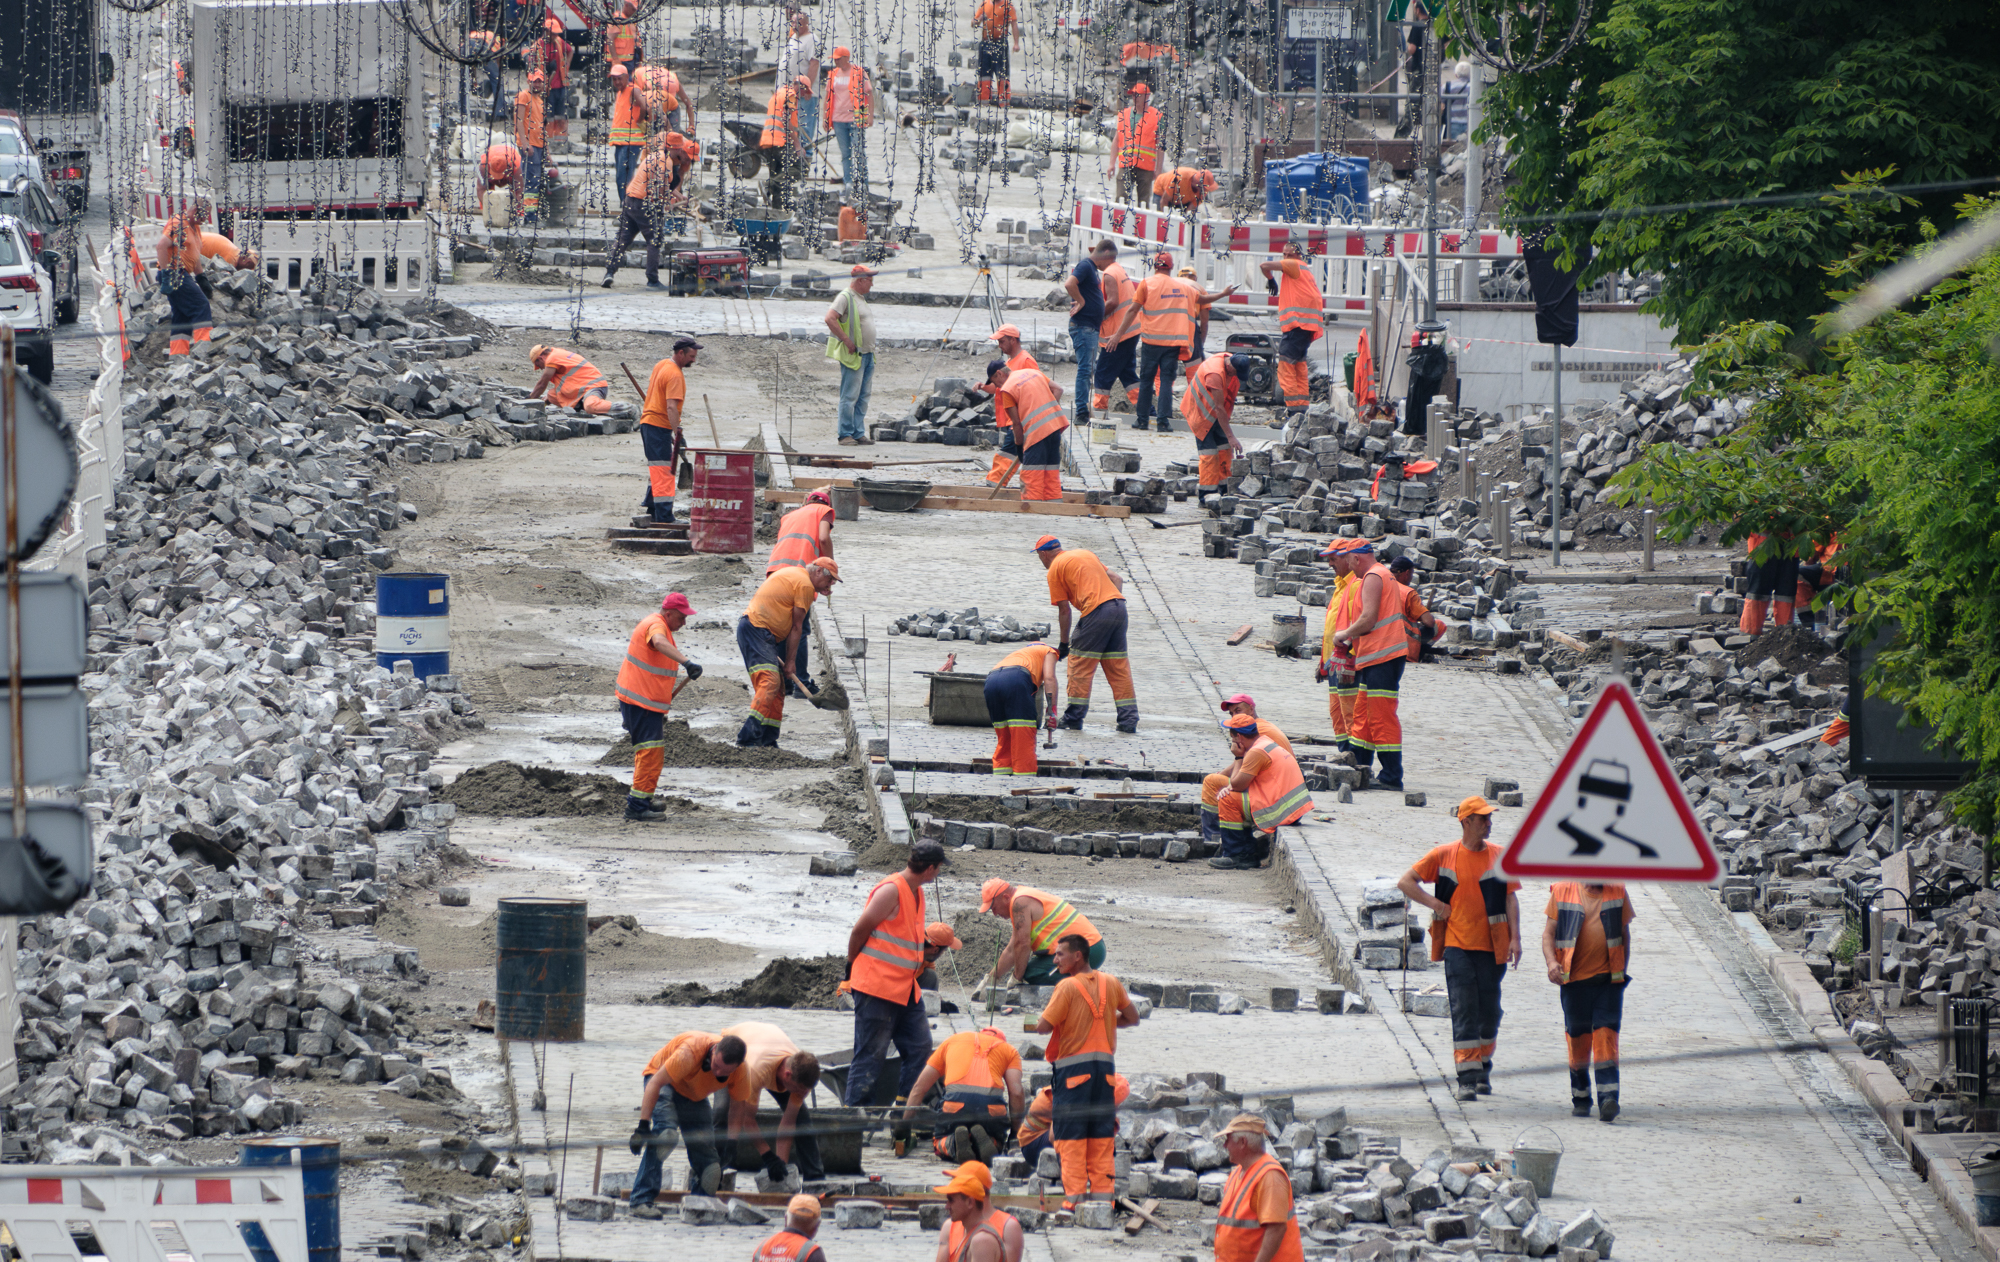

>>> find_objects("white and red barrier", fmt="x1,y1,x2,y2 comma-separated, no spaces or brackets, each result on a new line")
1070,197,1199,251
0,1166,311,1262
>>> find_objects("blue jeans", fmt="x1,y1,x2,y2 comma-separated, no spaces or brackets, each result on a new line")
838,351,875,439
521,145,545,223
832,120,865,192
1069,325,1099,421
844,991,933,1106
1136,341,1180,424
614,145,640,196
630,1086,719,1205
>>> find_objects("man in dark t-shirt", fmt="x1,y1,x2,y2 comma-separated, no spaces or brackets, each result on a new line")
1064,247,1109,425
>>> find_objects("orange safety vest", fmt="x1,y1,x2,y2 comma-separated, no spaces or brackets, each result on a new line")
1097,262,1140,344
751,1230,824,1262
823,67,873,127
610,84,645,146
1047,971,1118,1070
1399,587,1429,662
1277,261,1325,337
465,29,501,58
947,1212,1018,1262
760,86,802,148
1353,328,1377,411
973,0,1015,41
1243,737,1311,831
607,21,638,61
1017,1087,1052,1143
615,613,679,711
851,871,927,1004
1349,566,1411,669
938,1029,1009,1117
1179,353,1237,439
1112,106,1161,172
1136,273,1198,349
1019,887,1100,952
766,503,833,573
543,350,607,407
1550,882,1629,984
1214,1154,1304,1262
998,368,1069,449
1119,41,1178,65
1426,841,1515,964
1155,167,1212,209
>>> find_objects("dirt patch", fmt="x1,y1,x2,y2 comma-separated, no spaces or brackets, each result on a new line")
402,297,505,340
597,719,830,770
779,770,875,847
473,564,620,608
498,661,620,698
398,1161,497,1200
375,904,723,974
945,908,1010,984
442,761,700,816
903,793,1197,834
483,258,574,285
641,954,847,1009
1733,624,1846,685
664,555,756,594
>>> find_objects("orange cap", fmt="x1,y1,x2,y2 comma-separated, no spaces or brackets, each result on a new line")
833,45,851,58
932,1161,993,1199
978,878,1011,912
1457,795,1496,820
988,324,1024,341
808,558,842,582
926,923,963,950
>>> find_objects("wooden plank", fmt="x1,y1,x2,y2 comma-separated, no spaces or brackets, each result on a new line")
760,421,795,491
1226,624,1255,646
1546,630,1591,655
764,487,1129,517
1119,1198,1164,1236
793,455,982,469
791,475,1097,505
1011,785,1079,796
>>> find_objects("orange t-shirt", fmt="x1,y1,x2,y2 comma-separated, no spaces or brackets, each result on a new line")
1045,549,1120,617
838,206,866,241
1237,746,1273,779
1253,719,1292,754
644,1031,732,1100
642,357,686,429
1411,842,1520,954
926,1030,1023,1085
722,1021,798,1103
1041,970,1128,1057
1545,887,1634,982
974,0,1015,40
514,90,546,148
747,566,818,639
995,643,1057,685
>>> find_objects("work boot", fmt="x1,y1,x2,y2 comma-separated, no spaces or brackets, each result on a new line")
1476,1062,1493,1095
1207,855,1246,870
1130,418,1151,431
950,1126,972,1162
624,795,669,822
972,1127,999,1164
647,279,667,290
1570,1069,1592,1117
1199,808,1222,853
631,1204,663,1220
697,1162,722,1195
601,272,616,288
1596,1092,1620,1123
1455,1071,1479,1103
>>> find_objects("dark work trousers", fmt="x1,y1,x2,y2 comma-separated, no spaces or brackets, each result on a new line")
728,1088,825,1181
1134,341,1182,426
1560,974,1625,1105
608,195,667,284
1748,555,1800,600
1442,945,1506,1082
789,608,817,696
844,991,932,1107
629,1083,720,1204
640,423,678,522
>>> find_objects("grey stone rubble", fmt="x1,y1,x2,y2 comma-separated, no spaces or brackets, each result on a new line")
970,979,1366,1018
886,605,1054,642
918,811,1202,860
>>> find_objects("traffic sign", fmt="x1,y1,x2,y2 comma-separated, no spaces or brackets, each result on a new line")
2,367,78,562
0,801,92,914
1499,679,1720,882
0,683,89,787
1287,6,1353,39
0,572,86,678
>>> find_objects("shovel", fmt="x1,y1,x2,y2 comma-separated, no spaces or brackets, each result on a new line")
797,676,851,712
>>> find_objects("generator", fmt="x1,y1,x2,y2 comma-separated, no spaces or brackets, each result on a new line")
667,248,750,296
1225,332,1279,404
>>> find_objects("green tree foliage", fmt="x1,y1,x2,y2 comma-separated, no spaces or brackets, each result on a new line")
1461,0,2000,342
1613,200,2000,828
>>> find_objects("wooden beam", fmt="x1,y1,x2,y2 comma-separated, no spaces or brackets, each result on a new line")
760,421,794,491
1226,624,1255,646
790,474,1099,505
764,487,1130,517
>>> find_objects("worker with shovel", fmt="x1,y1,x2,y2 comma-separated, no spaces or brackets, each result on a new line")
766,489,837,696
984,641,1060,776
616,592,701,822
736,559,840,747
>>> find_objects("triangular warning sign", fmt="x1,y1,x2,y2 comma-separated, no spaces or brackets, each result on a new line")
1500,679,1720,882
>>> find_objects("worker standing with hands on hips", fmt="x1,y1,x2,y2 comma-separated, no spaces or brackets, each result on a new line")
1206,713,1312,871
1397,797,1522,1102
1180,352,1248,504
1034,537,1136,732
735,559,840,747
983,641,1060,776
1543,880,1633,1121
615,591,700,823
638,338,700,522
844,841,947,1118
980,879,1105,987
1034,934,1139,1211
1259,241,1325,418
1213,1115,1306,1262
627,1028,744,1209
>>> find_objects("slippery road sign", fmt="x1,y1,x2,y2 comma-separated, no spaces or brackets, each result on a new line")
1499,679,1720,883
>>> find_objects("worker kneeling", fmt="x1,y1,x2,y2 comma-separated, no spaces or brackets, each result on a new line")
898,1026,1024,1164
528,344,614,414
1207,713,1313,871
985,641,1059,777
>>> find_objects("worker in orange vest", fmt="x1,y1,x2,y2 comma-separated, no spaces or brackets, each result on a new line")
982,641,1060,777
463,27,505,120
760,76,812,208
1154,165,1216,211
1352,326,1379,414
983,325,1038,485
1111,83,1162,204
987,360,1070,501
898,1027,1025,1162
614,592,701,822
1128,251,1198,431
605,0,641,75
608,65,645,193
1033,933,1139,1210
1213,1115,1305,1262
1260,241,1324,416
1386,556,1444,660
638,337,700,521
1090,241,1142,417
1207,713,1312,870
1180,352,1247,501
844,841,948,1114
736,559,839,747
765,488,835,694
1326,541,1411,789
513,72,547,225
822,46,872,193
750,1196,826,1262
637,65,687,135
1542,881,1634,1122
932,1163,1013,1262
1199,696,1290,855
972,0,1022,107
476,142,520,199
528,344,614,414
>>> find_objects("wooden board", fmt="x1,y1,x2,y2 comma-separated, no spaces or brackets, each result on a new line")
1226,624,1255,646
791,474,1099,506
764,487,1130,518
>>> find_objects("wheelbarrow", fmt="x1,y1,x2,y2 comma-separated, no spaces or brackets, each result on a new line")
731,211,794,265
719,118,768,179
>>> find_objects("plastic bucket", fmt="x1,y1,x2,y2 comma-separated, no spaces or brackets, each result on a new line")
241,1138,340,1262
375,573,450,678
689,447,756,553
1971,1159,2000,1226
495,897,588,1041
1508,1125,1563,1198
829,484,861,521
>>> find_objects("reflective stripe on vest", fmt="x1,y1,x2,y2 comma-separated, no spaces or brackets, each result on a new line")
1246,738,1312,830
761,88,799,147
1003,370,1068,448
1214,1155,1304,1262
851,871,926,1003
1551,883,1628,983
609,23,637,60
548,352,607,400
1114,107,1160,171
1352,569,1411,668
1428,847,1514,964
1138,278,1197,348
1277,265,1324,335
766,504,832,572
1098,265,1139,343
1180,354,1232,438
1028,895,1085,952
752,1231,823,1262
615,614,679,711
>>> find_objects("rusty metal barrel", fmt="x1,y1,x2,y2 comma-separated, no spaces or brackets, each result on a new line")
689,447,756,553
495,897,587,1040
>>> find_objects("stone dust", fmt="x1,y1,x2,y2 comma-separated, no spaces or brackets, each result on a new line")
597,719,829,770
442,761,700,817
641,954,847,1009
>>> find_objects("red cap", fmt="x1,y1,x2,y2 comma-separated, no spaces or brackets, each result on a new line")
661,592,696,615
1129,82,1150,94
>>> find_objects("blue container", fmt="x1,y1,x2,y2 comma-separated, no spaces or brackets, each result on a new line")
241,1137,341,1262
375,572,450,678
1264,154,1370,223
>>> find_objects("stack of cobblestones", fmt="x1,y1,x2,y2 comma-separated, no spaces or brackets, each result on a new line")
885,606,1053,642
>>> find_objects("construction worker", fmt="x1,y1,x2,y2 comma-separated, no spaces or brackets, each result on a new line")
822,46,873,194
972,0,1022,107
605,0,641,76
1326,541,1411,790
155,205,256,356
736,558,839,746
1017,1075,1127,1172
838,200,869,243
527,344,614,415
1396,797,1522,1103
1033,933,1139,1210
916,921,961,994
1177,265,1238,363
980,879,1104,986
637,64,687,135
1129,251,1198,431
1317,540,1364,753
1213,1114,1305,1262
476,142,521,199
933,1162,1011,1262
844,840,947,1116
1206,713,1312,871
1091,241,1142,419
984,641,1060,776
753,1195,827,1262
604,133,676,289
898,1027,1024,1163
1260,242,1324,417
777,9,821,146
982,325,1039,486
1111,83,1162,205
608,64,645,193
1200,696,1291,854
535,17,573,142
637,338,700,521
1180,352,1249,502
1542,881,1633,1122
464,27,505,120
1386,555,1445,660
986,360,1069,502
615,591,700,823
766,489,835,692
1739,533,1801,636
1155,165,1217,212
513,71,547,225
719,1020,824,1180
827,265,879,444
628,1028,745,1210
1034,537,1136,731
760,76,812,209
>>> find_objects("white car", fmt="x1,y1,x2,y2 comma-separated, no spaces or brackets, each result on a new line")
0,214,56,383
0,121,44,190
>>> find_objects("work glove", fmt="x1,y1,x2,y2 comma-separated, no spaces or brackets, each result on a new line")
889,1118,912,1145
1315,661,1329,683
629,1120,652,1155
684,662,703,681
761,1151,789,1184
1056,642,1071,661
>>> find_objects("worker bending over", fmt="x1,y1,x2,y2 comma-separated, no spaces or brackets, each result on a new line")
765,488,837,693
736,559,840,747
982,325,1040,487
155,202,257,356
897,1026,1024,1163
638,337,700,522
1154,165,1217,212
718,1020,823,1181
1035,537,1136,732
1180,352,1249,502
984,641,1059,776
987,360,1069,501
476,142,520,198
627,1028,744,1208
752,1195,826,1262
614,591,700,823
528,344,615,415
1259,241,1325,416
844,841,947,1116
979,879,1105,986
1034,934,1139,1210
1206,712,1312,870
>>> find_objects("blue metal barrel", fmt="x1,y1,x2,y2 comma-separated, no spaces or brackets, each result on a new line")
374,572,451,678
1264,154,1370,222
240,1137,340,1262
496,897,588,1041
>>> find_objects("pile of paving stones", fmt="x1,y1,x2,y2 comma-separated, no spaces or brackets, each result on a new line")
885,606,1053,642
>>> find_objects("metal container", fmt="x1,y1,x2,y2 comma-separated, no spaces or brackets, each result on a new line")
689,448,756,553
856,477,930,512
925,671,1043,727
828,484,861,521
723,1104,869,1174
241,1138,340,1262
375,572,450,678
496,897,587,1041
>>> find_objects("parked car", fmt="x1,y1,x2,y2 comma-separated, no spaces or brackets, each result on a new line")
0,177,79,324
0,214,56,383
0,110,89,214
0,119,44,190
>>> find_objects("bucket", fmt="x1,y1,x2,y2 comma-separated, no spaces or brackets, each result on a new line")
240,1138,340,1262
1508,1125,1563,1198
495,897,587,1041
689,448,756,553
375,573,450,678
1272,613,1306,651
1971,1158,2000,1226
482,188,511,228
829,484,861,521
